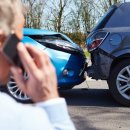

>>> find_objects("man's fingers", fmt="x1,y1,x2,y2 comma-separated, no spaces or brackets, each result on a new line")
17,43,37,75
10,66,27,94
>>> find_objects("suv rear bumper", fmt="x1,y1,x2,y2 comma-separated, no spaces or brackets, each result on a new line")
87,50,113,80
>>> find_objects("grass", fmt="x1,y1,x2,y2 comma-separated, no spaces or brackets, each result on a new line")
83,48,90,58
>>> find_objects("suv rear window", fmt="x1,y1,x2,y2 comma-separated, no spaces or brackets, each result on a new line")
92,5,117,31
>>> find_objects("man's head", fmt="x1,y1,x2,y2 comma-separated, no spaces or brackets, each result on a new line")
0,0,24,85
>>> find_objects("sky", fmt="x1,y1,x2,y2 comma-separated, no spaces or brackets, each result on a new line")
42,0,130,32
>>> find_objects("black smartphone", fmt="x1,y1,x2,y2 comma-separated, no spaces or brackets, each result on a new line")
2,33,22,67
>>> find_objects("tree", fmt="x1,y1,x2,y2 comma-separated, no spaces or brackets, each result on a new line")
66,0,82,33
80,0,96,33
22,0,46,28
66,0,96,33
95,0,122,14
44,0,72,32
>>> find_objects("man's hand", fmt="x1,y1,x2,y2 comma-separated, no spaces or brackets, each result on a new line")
10,43,59,102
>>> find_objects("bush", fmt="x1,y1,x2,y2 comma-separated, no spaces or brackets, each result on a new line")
65,32,87,47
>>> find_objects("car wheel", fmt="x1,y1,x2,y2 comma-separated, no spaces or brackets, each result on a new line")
6,73,32,103
108,59,130,106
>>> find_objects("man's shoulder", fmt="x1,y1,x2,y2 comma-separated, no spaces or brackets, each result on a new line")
0,92,16,105
0,92,47,120
0,92,32,113
0,93,50,129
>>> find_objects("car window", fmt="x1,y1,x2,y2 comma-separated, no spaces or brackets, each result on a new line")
105,3,130,28
92,5,117,31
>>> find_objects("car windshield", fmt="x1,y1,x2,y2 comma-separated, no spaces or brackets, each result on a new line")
92,5,117,31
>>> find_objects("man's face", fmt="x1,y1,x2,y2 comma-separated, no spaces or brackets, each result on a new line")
0,13,24,85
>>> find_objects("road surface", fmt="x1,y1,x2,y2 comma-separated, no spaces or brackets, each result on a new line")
60,80,130,130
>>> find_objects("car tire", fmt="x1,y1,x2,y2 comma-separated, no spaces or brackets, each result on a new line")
0,85,32,103
5,73,32,103
108,59,130,106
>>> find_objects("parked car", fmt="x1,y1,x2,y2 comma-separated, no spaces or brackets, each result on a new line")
86,2,130,106
2,28,86,102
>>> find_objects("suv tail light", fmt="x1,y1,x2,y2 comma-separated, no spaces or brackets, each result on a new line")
86,31,109,52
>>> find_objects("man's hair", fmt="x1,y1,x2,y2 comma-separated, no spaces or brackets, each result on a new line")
0,0,23,35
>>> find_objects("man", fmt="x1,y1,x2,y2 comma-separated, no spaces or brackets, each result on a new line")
0,0,75,130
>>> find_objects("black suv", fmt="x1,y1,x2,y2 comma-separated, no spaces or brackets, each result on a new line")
86,2,130,106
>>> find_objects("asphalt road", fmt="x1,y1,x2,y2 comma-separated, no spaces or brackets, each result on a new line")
60,80,130,130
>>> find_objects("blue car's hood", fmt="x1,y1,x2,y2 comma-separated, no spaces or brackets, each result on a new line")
24,28,73,43
23,28,83,52
24,28,58,35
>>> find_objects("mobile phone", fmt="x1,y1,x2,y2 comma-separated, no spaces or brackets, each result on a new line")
2,33,22,67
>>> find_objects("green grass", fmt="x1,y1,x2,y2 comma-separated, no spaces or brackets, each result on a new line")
84,49,90,58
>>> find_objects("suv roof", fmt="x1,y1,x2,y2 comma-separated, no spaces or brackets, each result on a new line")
92,2,130,31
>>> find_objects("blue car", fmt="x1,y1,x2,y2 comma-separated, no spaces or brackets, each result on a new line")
5,28,86,102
